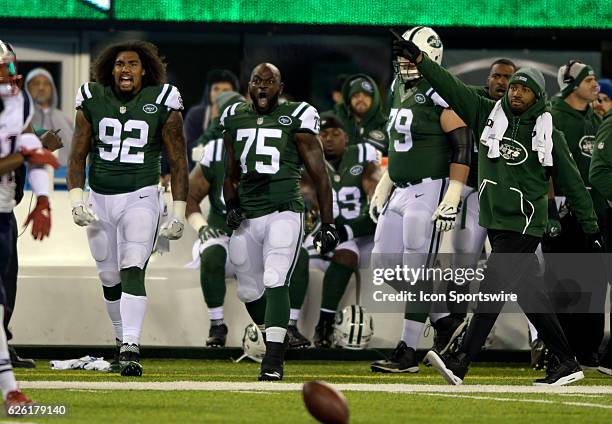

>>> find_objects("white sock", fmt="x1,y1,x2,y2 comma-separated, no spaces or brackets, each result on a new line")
289,308,301,321
266,326,287,343
104,299,123,341
528,320,539,341
401,319,424,350
208,306,224,321
0,307,17,399
429,312,449,323
120,293,147,345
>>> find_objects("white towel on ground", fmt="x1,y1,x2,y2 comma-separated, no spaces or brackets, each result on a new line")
50,356,110,371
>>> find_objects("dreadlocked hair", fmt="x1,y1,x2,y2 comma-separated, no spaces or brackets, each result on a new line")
92,40,166,87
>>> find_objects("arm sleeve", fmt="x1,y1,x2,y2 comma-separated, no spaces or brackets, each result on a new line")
28,167,50,197
416,55,489,131
550,129,599,233
296,104,320,135
589,122,612,201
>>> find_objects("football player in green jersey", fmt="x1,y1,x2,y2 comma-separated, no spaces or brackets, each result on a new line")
396,31,601,386
186,91,245,348
369,27,472,373
297,114,380,347
67,41,189,377
222,63,339,380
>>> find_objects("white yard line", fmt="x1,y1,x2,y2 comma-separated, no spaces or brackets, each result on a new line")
18,381,612,395
417,393,612,409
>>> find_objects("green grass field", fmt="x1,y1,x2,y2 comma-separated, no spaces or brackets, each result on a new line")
8,360,612,423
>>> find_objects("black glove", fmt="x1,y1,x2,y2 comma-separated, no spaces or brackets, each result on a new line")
585,232,604,253
335,223,350,243
392,39,422,63
226,199,246,230
313,223,340,255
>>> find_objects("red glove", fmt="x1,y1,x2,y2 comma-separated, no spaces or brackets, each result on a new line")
24,196,51,241
21,148,60,169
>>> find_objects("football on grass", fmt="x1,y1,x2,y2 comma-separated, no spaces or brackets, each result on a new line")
302,381,349,424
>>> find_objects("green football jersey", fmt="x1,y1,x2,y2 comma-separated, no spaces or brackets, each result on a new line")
221,101,320,218
386,78,451,185
328,143,378,233
199,125,231,234
76,82,183,194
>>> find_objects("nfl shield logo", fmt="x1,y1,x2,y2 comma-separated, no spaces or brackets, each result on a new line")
257,117,264,125
120,106,127,114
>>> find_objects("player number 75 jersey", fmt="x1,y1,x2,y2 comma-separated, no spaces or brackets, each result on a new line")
221,101,319,218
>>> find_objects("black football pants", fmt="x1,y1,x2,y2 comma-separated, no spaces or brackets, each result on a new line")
459,229,574,363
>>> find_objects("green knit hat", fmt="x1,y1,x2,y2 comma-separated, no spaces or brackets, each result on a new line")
557,61,595,98
508,68,546,99
347,76,375,99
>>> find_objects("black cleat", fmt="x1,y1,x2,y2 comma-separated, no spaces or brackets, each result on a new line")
118,343,142,377
431,315,467,356
598,348,612,376
371,341,419,373
533,358,584,386
425,350,469,385
287,325,311,349
530,338,548,371
8,346,35,369
313,319,334,348
206,323,228,347
108,338,122,373
258,341,285,381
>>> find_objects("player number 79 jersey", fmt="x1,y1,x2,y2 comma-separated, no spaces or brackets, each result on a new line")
386,78,451,185
221,101,319,218
76,82,183,195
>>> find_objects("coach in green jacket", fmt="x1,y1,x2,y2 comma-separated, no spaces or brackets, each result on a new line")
391,36,601,387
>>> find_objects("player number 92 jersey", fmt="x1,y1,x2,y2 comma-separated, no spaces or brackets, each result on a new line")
221,101,319,218
76,82,183,195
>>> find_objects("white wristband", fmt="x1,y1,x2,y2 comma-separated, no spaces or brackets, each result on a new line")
442,179,463,206
187,212,207,232
69,188,84,207
173,200,187,220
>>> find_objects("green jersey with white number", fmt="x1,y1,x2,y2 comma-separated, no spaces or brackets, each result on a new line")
221,101,320,218
199,123,231,234
386,78,451,185
76,82,183,194
329,143,378,237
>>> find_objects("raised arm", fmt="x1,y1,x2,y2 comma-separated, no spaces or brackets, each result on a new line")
392,37,490,130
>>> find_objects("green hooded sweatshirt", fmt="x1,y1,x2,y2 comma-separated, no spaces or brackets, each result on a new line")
550,96,605,215
416,55,598,238
328,73,389,155
589,109,612,205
